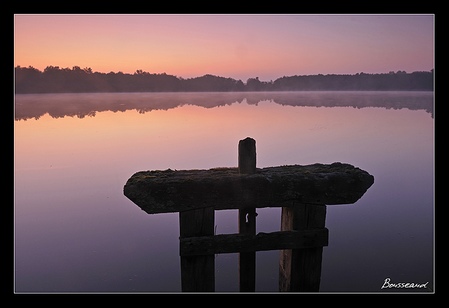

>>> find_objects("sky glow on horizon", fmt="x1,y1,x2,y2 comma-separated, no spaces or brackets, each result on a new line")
14,14,434,82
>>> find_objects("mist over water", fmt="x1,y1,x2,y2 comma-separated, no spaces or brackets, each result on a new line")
14,91,434,292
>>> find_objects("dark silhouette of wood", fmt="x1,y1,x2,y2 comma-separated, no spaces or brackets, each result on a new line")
123,137,374,292
179,207,215,292
238,137,256,175
279,204,326,292
238,137,257,292
124,163,374,215
179,229,329,256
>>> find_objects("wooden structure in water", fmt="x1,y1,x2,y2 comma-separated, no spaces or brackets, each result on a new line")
124,137,374,292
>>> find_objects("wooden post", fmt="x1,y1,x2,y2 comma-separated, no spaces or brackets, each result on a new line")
179,207,215,291
238,137,257,292
238,137,256,175
124,138,374,292
279,204,326,292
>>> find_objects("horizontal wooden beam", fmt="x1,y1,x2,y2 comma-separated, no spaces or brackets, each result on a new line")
179,228,329,256
124,163,374,214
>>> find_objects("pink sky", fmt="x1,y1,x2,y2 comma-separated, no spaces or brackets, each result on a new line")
14,14,434,81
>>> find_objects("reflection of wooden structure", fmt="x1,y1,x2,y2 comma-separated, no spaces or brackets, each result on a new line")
124,138,374,292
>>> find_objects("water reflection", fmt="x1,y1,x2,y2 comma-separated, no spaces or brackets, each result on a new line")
15,91,434,121
14,91,433,292
124,138,375,292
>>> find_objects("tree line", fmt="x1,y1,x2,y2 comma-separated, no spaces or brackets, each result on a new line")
15,66,434,93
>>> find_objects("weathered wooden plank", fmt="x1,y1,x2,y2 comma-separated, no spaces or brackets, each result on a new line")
179,228,329,256
123,162,374,214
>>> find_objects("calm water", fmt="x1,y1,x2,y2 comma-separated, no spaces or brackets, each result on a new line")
14,91,434,293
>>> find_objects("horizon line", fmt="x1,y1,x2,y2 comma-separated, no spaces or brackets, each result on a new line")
14,65,434,83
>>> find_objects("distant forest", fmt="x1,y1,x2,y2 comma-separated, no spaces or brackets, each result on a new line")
15,66,434,93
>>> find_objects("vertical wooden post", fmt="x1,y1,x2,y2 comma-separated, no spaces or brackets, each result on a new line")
238,137,257,292
239,207,256,292
279,204,326,292
238,137,256,175
179,207,215,291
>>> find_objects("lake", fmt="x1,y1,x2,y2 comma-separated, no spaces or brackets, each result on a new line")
14,91,434,293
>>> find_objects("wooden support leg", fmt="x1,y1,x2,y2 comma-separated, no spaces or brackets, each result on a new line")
238,137,257,292
279,204,326,292
239,207,256,292
179,207,215,292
